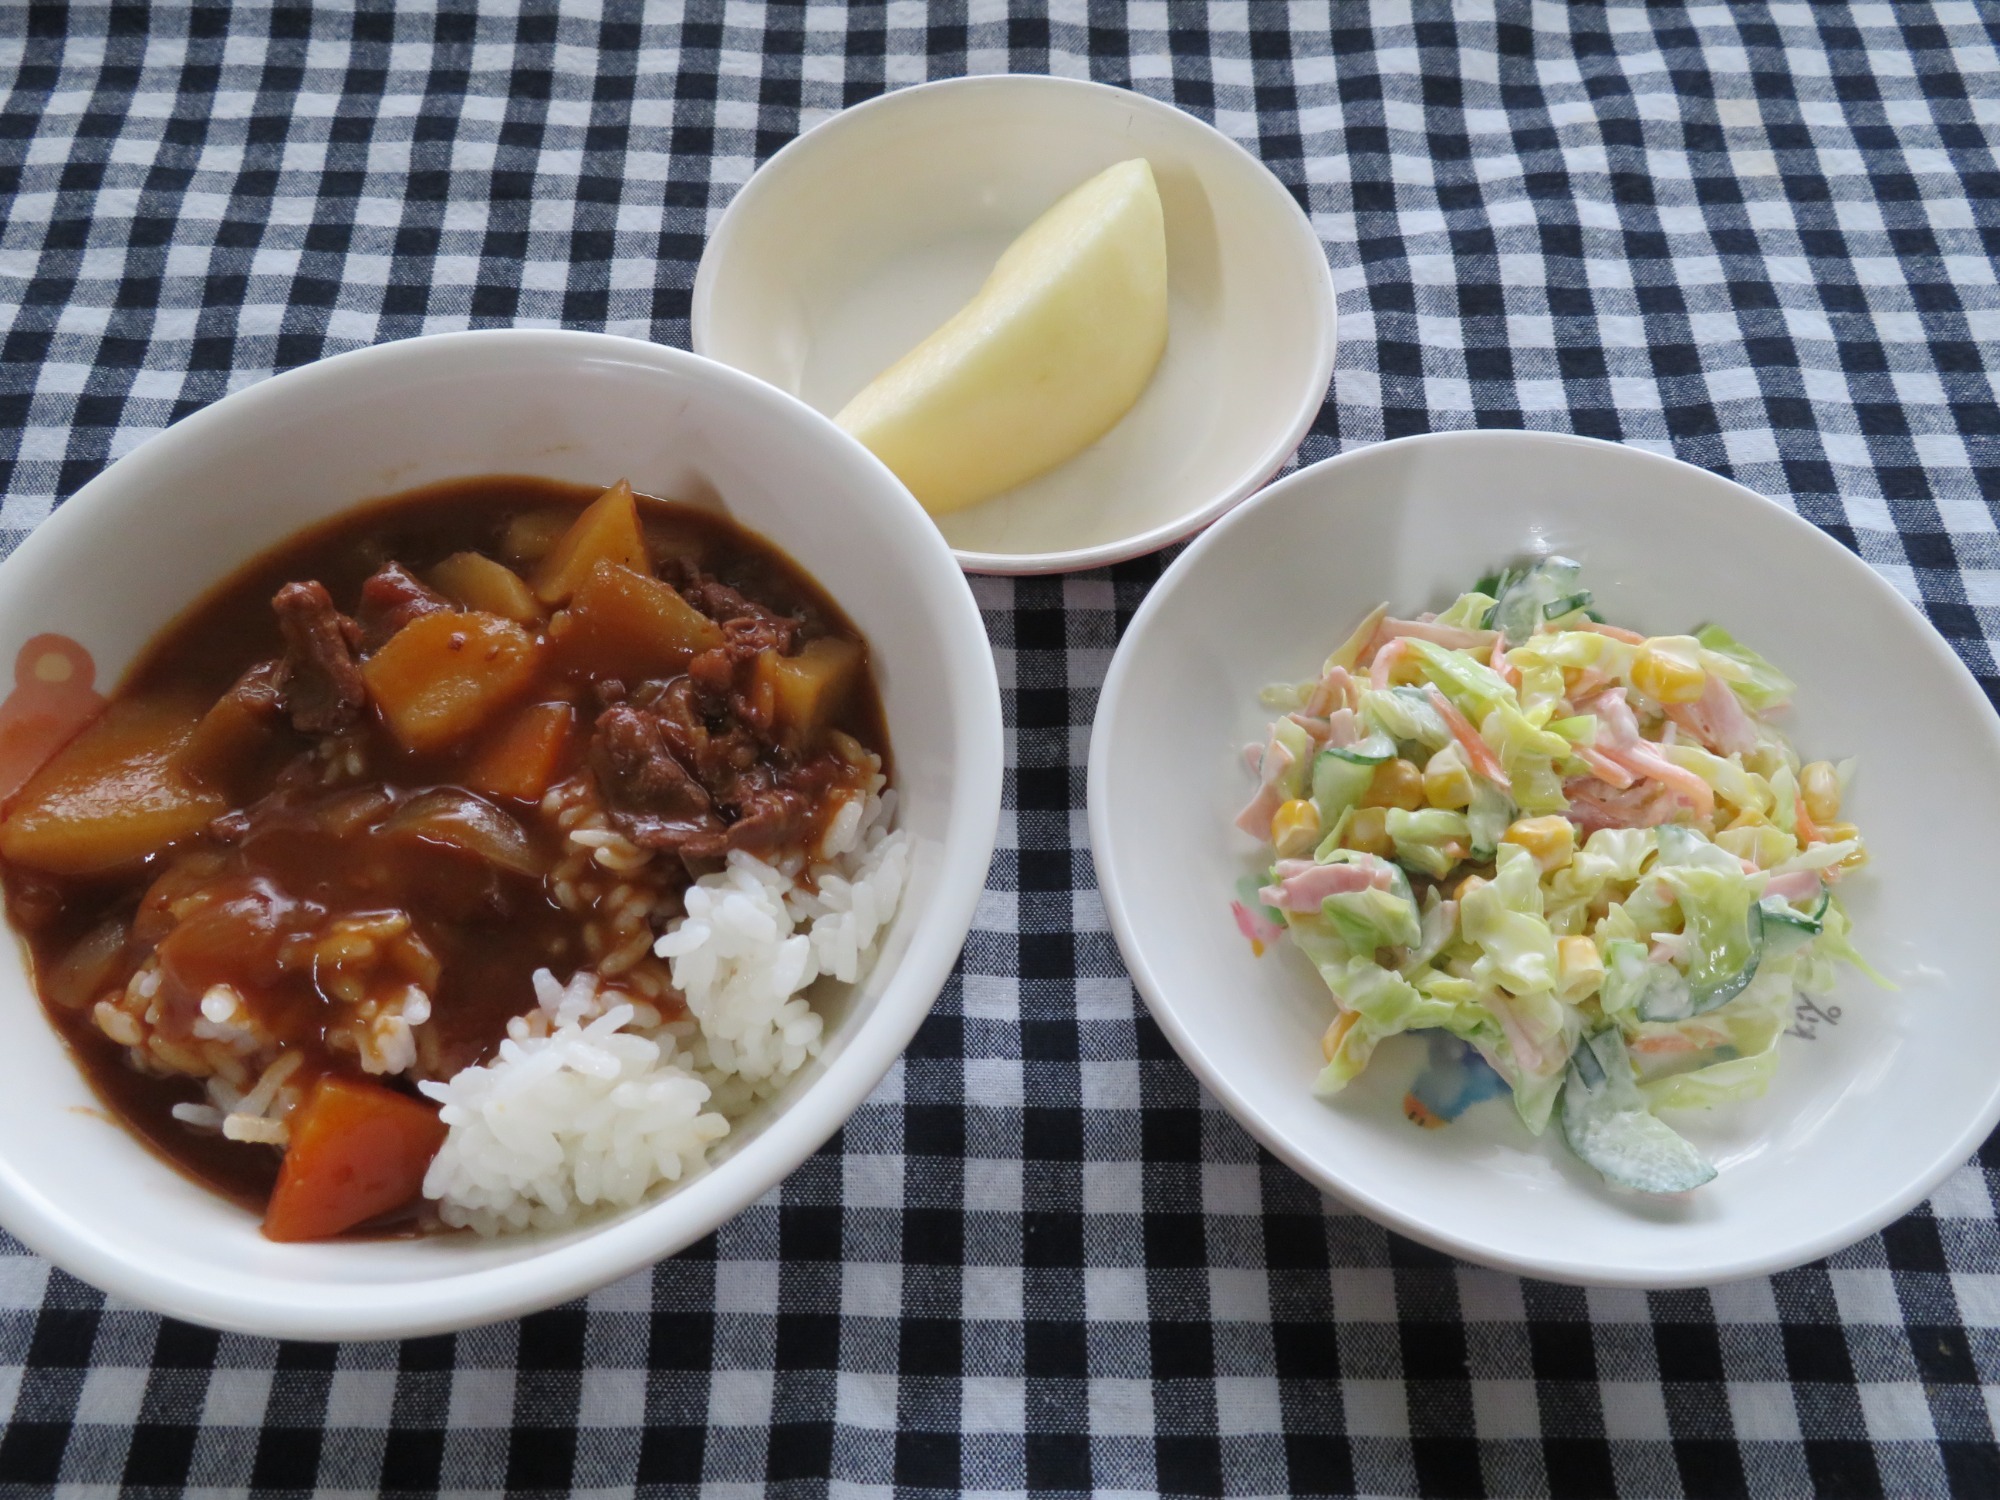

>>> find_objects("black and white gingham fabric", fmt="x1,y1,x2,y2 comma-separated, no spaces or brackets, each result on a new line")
2,4,1998,1496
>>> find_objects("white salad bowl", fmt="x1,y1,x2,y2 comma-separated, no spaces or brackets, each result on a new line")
0,329,1002,1339
692,74,1337,574
1089,429,2000,1288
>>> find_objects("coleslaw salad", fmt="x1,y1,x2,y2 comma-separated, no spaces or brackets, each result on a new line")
1233,557,1882,1193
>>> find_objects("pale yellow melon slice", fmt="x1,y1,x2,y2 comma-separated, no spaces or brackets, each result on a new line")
835,158,1169,515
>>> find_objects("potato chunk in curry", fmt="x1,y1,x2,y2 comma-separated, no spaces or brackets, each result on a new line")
0,695,225,874
362,610,541,754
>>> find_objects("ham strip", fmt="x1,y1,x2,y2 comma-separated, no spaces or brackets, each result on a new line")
1605,742,1716,822
1382,617,1498,652
1565,778,1679,833
1258,856,1394,913
1570,686,1713,819
1764,869,1823,904
1575,743,1636,789
1666,671,1758,756
1232,900,1287,945
1580,687,1641,750
1235,734,1296,837
1370,638,1412,691
1303,665,1358,719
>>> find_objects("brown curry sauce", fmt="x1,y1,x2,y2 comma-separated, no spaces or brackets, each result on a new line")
0,477,889,1222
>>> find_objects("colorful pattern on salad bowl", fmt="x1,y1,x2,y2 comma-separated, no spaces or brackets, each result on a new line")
1088,429,2000,1288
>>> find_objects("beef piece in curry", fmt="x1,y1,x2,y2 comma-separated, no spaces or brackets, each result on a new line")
0,477,887,1240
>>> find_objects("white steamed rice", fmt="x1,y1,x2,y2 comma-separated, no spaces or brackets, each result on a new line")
420,786,910,1235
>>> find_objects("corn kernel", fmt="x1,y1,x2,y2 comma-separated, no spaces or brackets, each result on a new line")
1453,873,1488,901
1339,806,1393,857
1271,798,1321,858
1557,936,1605,1001
1424,748,1473,809
1632,642,1707,704
1501,814,1575,872
1800,761,1842,824
1361,757,1425,811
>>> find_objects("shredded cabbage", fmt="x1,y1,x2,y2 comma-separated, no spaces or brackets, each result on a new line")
1234,558,1874,1194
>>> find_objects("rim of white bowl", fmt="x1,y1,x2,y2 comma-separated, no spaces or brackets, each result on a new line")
0,329,1005,1339
1087,428,2000,1288
691,73,1339,577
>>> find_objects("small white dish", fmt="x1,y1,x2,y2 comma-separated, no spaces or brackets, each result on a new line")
1089,430,2000,1288
692,75,1337,574
0,330,1003,1339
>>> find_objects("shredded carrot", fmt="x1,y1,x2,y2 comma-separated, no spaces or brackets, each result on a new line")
1424,687,1510,787
1608,744,1715,822
1630,1032,1701,1056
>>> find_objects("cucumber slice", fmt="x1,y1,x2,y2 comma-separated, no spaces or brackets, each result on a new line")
1764,887,1831,930
1759,889,1830,956
1319,731,1395,766
1560,1030,1718,1194
1625,906,1764,1022
1311,732,1395,828
1544,590,1593,621
1686,899,1764,1015
1311,750,1376,827
1483,556,1584,645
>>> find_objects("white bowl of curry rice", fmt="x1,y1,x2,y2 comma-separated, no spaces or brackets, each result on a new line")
0,329,1002,1339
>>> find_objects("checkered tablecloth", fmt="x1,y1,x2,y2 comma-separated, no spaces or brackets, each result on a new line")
1,3,1997,1496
